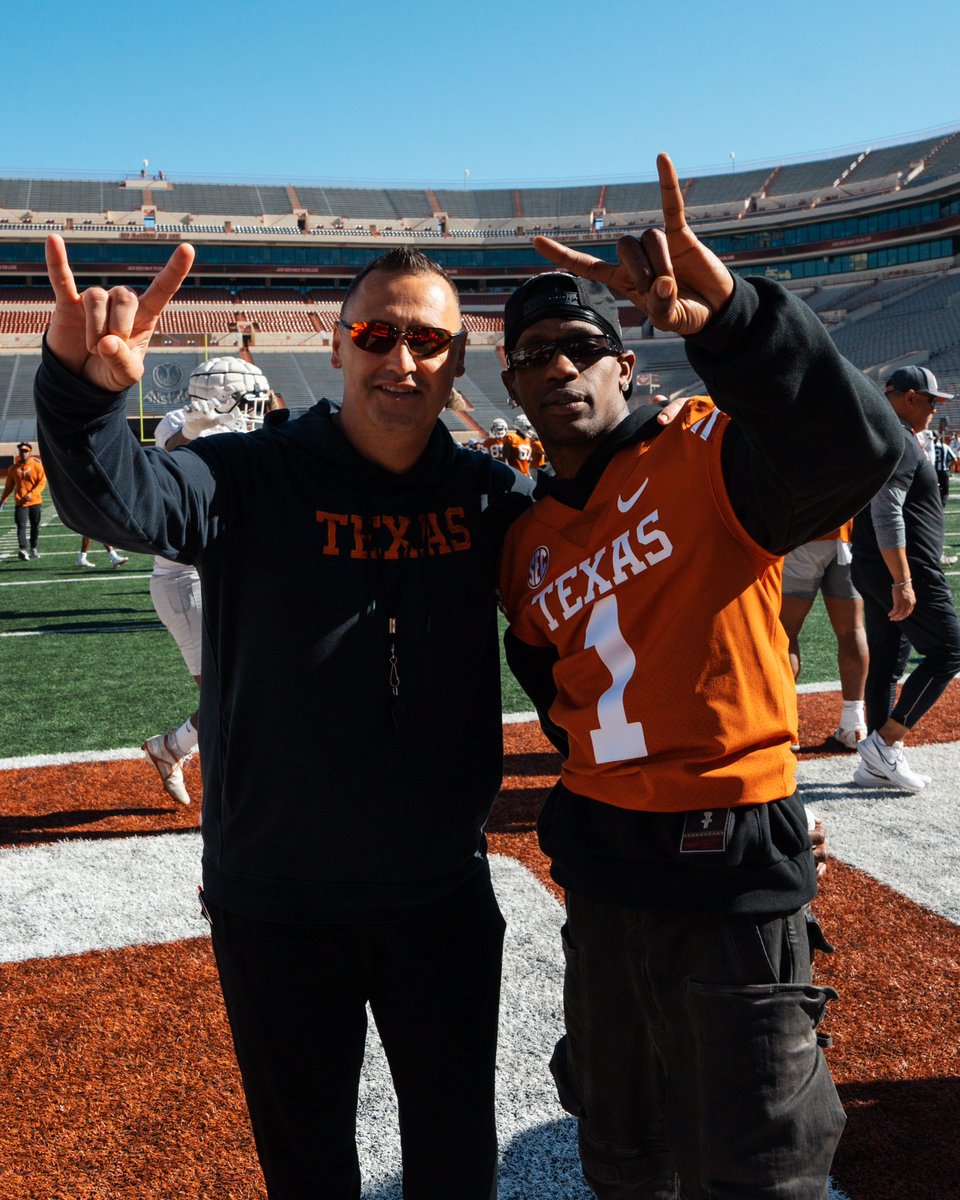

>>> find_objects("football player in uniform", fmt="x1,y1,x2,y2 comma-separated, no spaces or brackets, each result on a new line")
480,416,514,462
497,154,902,1200
141,357,273,806
482,416,540,476
514,413,547,475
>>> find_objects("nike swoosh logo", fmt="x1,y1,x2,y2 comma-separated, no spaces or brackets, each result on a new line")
617,478,649,512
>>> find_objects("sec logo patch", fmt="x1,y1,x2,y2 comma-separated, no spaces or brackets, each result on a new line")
527,545,549,589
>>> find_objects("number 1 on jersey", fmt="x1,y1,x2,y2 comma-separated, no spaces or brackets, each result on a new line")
584,594,648,764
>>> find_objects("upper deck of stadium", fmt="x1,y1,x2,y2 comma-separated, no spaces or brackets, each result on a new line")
2,126,959,248
2,127,960,444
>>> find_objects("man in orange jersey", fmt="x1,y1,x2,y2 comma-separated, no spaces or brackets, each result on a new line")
480,416,527,470
514,414,548,475
1,441,46,560
497,154,902,1200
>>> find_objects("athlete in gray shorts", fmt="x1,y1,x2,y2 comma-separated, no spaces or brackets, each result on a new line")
780,530,867,749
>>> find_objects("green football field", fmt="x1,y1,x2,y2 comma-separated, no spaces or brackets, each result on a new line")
3,498,960,759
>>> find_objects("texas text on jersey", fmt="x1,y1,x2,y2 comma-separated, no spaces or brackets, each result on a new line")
499,396,796,814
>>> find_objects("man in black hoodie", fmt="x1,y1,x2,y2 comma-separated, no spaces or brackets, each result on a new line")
497,154,902,1199
35,240,531,1200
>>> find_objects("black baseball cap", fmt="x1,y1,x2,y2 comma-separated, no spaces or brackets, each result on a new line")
885,366,953,401
16,441,31,452
504,272,624,352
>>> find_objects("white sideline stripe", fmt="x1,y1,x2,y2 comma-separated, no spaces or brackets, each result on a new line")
0,573,153,587
796,679,841,694
797,742,960,925
1,550,135,559
1,694,854,772
0,844,588,1193
1,625,158,638
0,833,856,1198
0,747,146,770
9,736,959,929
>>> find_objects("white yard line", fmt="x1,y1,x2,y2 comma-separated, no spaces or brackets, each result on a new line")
0,573,152,587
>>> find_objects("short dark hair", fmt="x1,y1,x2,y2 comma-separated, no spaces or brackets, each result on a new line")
341,246,460,319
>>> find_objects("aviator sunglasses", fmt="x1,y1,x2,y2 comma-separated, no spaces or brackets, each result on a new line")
505,334,622,371
338,319,465,359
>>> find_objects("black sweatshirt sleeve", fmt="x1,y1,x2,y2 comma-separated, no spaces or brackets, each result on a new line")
685,276,904,555
34,340,220,561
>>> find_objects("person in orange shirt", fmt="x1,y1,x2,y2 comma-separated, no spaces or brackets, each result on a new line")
514,414,548,475
1,441,47,560
497,154,901,1200
480,417,525,469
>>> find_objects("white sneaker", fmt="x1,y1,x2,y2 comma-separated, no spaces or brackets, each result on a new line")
853,761,932,789
141,731,193,805
29,548,39,559
831,724,867,751
856,730,927,792
109,553,128,567
77,554,96,568
18,549,28,561
853,763,894,789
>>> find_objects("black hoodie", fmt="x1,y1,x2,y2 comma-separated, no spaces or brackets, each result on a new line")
35,347,531,922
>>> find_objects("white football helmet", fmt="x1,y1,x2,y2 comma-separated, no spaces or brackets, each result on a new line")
515,415,535,438
187,357,271,431
489,418,509,438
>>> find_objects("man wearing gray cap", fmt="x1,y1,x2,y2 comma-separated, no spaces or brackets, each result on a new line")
851,364,960,791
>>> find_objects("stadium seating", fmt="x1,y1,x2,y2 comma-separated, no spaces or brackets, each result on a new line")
2,126,960,440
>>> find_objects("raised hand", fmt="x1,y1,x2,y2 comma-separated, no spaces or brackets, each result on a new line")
182,399,234,440
532,153,734,337
45,234,196,392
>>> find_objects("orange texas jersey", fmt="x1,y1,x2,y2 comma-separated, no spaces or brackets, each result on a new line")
512,438,535,475
482,432,525,470
499,396,798,815
525,439,547,470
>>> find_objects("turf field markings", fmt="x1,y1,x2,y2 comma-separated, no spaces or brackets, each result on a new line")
2,549,128,560
1,622,163,638
0,747,147,770
0,573,153,587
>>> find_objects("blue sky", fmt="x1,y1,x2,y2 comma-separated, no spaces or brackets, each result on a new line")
7,0,958,186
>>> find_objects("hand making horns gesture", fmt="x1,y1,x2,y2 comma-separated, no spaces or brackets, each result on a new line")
533,153,734,338
44,234,196,392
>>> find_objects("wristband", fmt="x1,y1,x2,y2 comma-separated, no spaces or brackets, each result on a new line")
892,579,912,589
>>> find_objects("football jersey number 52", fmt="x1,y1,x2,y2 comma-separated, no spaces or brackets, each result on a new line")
585,594,649,763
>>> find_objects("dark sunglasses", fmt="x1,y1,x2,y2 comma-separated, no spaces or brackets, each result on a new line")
505,335,621,372
339,319,464,359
